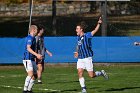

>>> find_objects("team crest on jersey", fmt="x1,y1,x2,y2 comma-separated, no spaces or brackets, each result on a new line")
78,37,84,45
28,40,31,42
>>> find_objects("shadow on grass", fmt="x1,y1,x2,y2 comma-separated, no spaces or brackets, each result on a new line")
34,89,79,93
104,86,140,92
47,79,95,84
60,88,79,93
47,80,79,84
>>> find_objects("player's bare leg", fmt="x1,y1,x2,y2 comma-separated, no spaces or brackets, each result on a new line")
37,64,43,84
88,70,108,80
87,71,96,78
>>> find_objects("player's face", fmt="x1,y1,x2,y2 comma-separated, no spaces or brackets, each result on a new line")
39,29,44,36
33,28,38,36
76,26,82,36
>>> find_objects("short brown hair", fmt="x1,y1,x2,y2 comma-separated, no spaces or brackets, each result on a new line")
77,21,88,31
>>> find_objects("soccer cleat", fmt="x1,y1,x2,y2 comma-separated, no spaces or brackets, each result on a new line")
23,91,28,93
101,70,109,80
37,81,42,84
37,80,42,84
81,89,87,93
27,91,33,93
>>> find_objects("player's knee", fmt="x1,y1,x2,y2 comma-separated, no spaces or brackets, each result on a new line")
88,71,96,78
78,72,83,78
89,74,93,78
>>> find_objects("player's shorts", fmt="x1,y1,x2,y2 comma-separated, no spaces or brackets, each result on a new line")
77,57,93,71
36,58,45,72
36,58,44,64
23,60,37,74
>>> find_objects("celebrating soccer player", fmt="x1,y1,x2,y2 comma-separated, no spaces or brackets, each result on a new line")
23,25,42,93
74,17,108,93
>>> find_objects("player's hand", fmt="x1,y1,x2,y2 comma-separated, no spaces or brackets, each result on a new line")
134,42,139,46
98,17,102,24
74,52,78,58
48,52,52,57
36,54,42,60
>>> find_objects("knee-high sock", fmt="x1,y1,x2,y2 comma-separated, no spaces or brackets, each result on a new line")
28,79,35,91
79,77,85,88
95,71,102,76
24,76,32,91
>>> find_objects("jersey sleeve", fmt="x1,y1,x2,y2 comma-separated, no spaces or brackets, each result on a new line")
86,32,93,38
27,36,32,45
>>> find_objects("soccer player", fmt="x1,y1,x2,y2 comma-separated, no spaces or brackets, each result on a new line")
134,42,140,46
23,25,42,93
74,17,108,93
36,24,52,84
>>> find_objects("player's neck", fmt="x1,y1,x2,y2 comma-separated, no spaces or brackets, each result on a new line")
80,32,84,37
29,33,34,37
38,33,41,37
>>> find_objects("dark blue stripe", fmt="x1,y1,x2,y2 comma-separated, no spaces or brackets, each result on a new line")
84,35,90,57
77,33,93,59
82,36,88,58
87,38,92,56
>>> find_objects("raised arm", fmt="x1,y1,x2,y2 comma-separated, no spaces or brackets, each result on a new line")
91,17,102,36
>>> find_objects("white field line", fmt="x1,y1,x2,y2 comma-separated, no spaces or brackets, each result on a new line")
0,73,70,78
0,76,5,78
0,85,61,92
0,85,81,93
0,75,23,78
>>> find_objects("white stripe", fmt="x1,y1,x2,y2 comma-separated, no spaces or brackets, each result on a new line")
0,76,5,77
0,85,60,92
0,75,23,78
0,85,81,93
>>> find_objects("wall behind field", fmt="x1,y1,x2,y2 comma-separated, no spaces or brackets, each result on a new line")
0,37,140,64
0,3,90,16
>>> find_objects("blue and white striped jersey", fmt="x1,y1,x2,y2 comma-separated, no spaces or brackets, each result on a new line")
23,35,36,61
77,32,93,59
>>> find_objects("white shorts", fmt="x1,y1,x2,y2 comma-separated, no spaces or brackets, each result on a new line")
77,57,93,71
23,60,37,73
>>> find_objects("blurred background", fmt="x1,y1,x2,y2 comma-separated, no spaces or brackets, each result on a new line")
0,0,139,37
0,0,140,63
0,1,140,93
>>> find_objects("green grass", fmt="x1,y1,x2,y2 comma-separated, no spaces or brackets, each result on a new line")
0,64,140,93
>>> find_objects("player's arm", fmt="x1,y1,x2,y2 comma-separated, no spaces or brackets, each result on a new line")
74,45,78,58
27,45,42,59
91,17,102,36
45,49,52,57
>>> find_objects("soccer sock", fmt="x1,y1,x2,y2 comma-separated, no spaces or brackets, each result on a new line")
24,76,32,91
27,79,35,91
79,77,86,88
95,71,102,77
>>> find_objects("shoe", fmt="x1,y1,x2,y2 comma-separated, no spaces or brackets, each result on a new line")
27,91,33,93
81,89,87,93
101,70,109,80
37,80,42,84
37,81,42,84
23,91,28,93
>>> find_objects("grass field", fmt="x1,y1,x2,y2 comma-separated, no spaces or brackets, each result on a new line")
0,63,140,93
